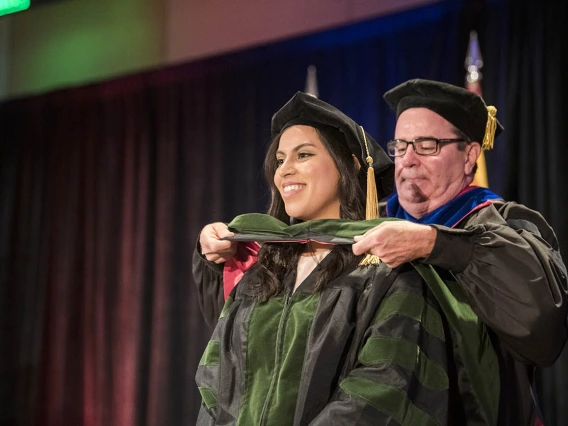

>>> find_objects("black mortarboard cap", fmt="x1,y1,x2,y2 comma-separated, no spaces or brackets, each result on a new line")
271,92,394,201
383,79,504,149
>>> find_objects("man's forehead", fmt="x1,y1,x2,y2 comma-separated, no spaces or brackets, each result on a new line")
394,108,455,136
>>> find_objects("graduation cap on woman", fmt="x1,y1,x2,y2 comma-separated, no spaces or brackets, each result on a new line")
271,92,394,220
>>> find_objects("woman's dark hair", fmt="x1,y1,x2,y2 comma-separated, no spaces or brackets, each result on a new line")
249,125,367,302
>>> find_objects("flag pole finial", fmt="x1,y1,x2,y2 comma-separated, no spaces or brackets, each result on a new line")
304,65,319,98
465,30,490,188
465,31,483,86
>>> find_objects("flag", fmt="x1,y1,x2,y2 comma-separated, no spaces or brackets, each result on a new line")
465,31,489,188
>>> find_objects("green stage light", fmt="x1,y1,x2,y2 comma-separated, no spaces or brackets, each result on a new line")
0,0,30,17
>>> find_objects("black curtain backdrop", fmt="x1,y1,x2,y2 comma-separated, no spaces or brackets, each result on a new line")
482,1,568,423
0,0,566,424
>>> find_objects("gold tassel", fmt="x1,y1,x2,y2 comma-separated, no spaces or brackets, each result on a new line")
358,126,381,266
365,156,379,220
482,106,497,150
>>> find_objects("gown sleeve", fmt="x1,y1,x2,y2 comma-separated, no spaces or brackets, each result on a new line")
309,268,457,426
192,241,225,329
423,202,568,366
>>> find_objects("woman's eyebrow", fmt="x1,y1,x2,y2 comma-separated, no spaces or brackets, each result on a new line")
276,142,316,156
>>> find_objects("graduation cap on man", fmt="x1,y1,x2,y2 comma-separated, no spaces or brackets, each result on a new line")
383,78,504,150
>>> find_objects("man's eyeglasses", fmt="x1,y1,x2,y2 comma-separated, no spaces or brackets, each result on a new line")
386,137,468,157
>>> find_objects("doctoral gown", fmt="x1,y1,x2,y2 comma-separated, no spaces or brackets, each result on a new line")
195,242,500,425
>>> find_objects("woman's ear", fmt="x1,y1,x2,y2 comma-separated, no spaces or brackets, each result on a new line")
465,143,481,175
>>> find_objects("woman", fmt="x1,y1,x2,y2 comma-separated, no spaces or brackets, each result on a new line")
194,92,499,425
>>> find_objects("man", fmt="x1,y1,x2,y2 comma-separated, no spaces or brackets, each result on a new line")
352,79,567,425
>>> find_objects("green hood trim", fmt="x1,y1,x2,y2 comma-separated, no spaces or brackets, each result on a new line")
225,213,399,244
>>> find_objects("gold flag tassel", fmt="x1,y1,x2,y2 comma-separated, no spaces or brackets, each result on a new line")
482,106,497,150
358,126,381,266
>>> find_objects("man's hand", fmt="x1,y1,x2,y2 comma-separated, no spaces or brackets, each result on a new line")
199,222,237,264
352,221,437,268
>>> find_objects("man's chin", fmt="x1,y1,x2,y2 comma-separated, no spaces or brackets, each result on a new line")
400,198,428,210
398,185,428,204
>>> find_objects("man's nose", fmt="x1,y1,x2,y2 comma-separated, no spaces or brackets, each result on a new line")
398,145,420,166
